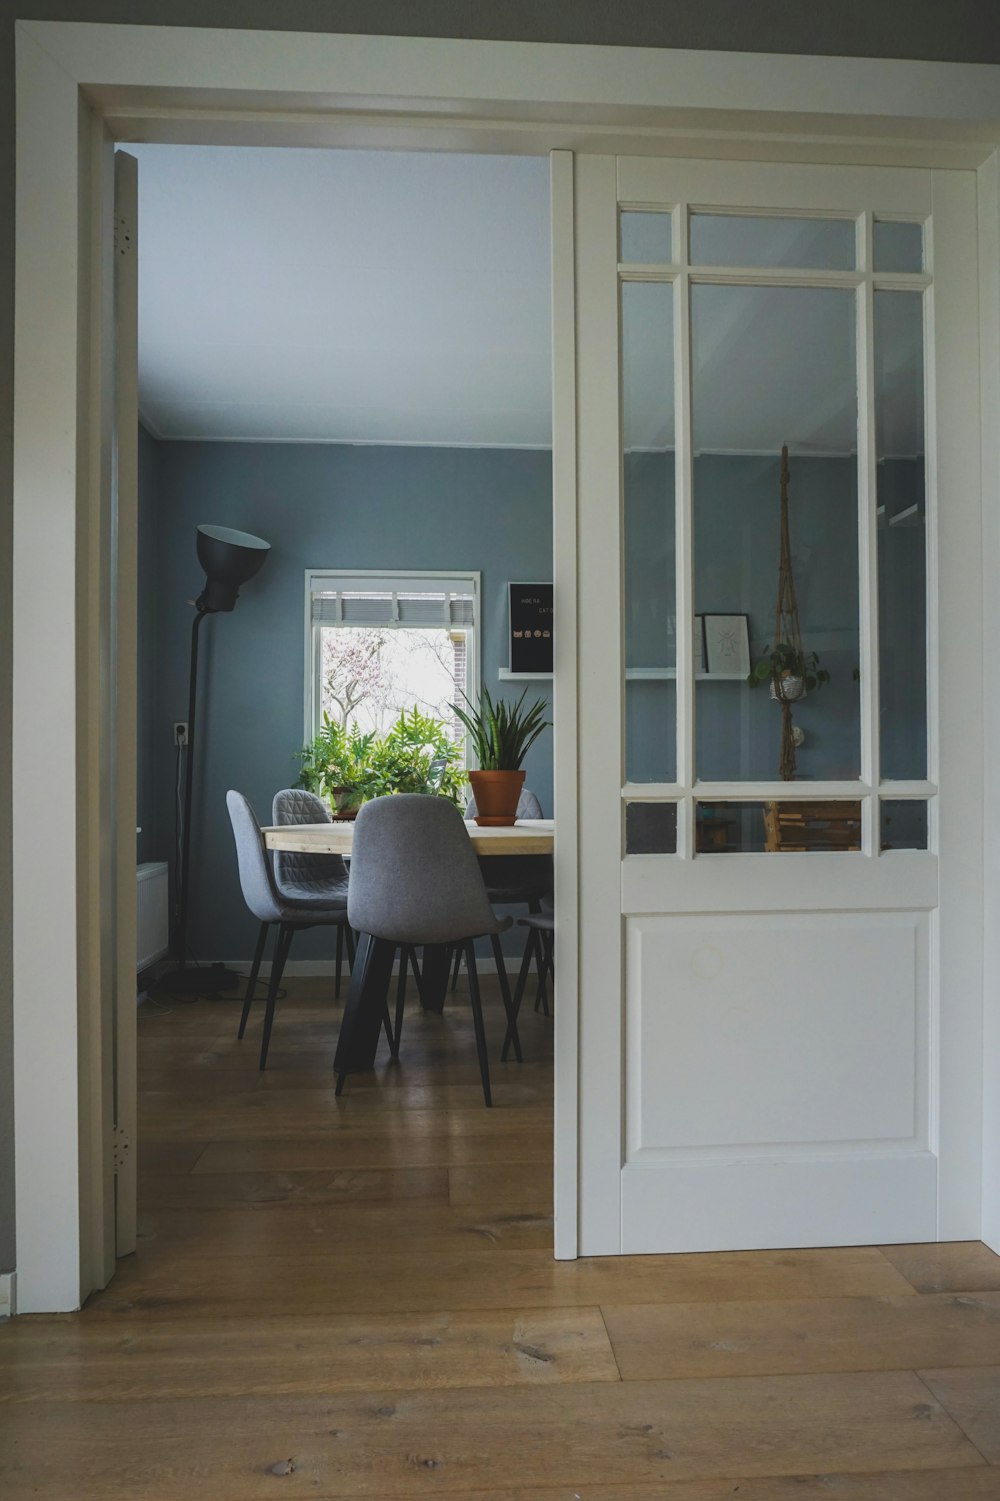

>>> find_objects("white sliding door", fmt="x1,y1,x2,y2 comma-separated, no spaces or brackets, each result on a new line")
574,155,983,1254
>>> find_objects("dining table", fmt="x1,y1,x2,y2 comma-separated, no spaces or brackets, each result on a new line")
262,818,554,1084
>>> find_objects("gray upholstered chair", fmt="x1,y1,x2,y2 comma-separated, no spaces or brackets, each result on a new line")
272,788,354,996
227,790,389,1071
342,794,521,1105
453,785,552,991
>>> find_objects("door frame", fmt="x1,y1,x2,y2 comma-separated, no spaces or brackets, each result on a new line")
12,19,1000,1311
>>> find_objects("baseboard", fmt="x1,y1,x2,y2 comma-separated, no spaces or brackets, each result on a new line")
219,957,501,977
0,1272,16,1320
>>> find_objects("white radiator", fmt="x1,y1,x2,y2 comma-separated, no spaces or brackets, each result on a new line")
136,861,169,971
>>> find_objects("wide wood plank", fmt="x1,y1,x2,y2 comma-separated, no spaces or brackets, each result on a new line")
189,1130,555,1173
920,1366,1000,1462
880,1242,1000,1293
0,1308,617,1403
135,1202,554,1255
0,1372,981,1500
84,1245,916,1321
602,1292,1000,1381
168,1476,1000,1501
448,1161,552,1207
139,1166,449,1209
139,1089,552,1137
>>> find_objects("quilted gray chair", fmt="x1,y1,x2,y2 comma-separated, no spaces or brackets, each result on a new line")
227,790,388,1071
453,785,552,990
341,794,522,1106
272,788,353,996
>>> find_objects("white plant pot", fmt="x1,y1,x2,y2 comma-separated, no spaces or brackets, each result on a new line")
770,674,807,704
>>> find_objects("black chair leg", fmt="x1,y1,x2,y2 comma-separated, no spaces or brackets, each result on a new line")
450,944,463,992
535,933,550,1016
345,925,356,966
259,923,295,1071
335,922,344,999
491,933,521,1064
407,946,423,1004
392,945,408,1059
465,941,492,1107
504,928,536,1061
238,922,269,1039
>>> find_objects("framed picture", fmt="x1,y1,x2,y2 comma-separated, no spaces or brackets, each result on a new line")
703,613,750,676
693,614,707,674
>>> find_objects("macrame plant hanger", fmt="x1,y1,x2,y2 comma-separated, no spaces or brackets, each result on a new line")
773,443,802,781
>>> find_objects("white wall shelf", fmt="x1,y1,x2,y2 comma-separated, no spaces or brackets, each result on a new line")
626,667,747,681
498,668,553,680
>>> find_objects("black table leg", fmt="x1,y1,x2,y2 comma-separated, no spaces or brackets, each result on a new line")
334,932,395,1091
417,944,452,1014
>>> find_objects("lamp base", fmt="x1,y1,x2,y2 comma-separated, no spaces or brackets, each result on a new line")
148,963,242,999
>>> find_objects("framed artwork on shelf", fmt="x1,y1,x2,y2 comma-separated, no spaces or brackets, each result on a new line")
703,613,751,676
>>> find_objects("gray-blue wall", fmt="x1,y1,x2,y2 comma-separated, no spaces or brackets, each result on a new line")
139,435,553,962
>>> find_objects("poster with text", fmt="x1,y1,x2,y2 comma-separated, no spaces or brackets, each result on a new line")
509,582,553,674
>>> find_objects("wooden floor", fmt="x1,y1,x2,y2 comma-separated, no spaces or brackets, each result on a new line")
3,975,1000,1499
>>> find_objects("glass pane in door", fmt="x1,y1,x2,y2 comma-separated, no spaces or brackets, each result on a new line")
623,280,676,782
690,214,856,270
691,282,861,781
875,290,927,781
873,221,925,273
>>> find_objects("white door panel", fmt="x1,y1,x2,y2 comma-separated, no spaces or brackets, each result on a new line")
626,913,927,1155
574,154,983,1254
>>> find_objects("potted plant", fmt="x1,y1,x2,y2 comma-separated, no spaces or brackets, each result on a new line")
296,708,466,814
746,640,830,703
295,716,375,816
363,707,466,804
452,685,550,826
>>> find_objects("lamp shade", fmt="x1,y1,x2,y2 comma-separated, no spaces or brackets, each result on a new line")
195,524,270,612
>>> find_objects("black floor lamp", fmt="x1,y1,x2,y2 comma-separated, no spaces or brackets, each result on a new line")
153,524,270,997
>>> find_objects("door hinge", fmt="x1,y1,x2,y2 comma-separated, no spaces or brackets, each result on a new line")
114,214,134,258
112,1125,131,1171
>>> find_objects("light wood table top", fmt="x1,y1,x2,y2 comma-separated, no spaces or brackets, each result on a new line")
262,818,554,857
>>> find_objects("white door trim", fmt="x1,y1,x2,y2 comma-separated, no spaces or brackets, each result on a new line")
13,19,1000,1309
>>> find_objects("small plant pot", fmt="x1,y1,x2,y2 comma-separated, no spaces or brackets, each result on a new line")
770,674,807,704
331,787,360,819
468,769,525,826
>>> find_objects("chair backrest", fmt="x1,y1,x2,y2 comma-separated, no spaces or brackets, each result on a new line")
348,794,500,944
466,785,544,821
272,787,349,887
226,790,284,924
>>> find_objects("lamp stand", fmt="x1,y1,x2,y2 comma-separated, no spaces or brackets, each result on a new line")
150,603,241,998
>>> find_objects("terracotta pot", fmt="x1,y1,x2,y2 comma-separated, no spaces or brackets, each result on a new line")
468,769,525,827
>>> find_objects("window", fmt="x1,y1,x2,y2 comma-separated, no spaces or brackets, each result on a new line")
305,571,480,759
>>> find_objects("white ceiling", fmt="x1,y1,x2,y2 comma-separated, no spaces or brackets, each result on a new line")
133,145,553,448
133,145,924,458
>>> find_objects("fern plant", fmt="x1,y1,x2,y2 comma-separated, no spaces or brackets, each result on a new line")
451,685,550,771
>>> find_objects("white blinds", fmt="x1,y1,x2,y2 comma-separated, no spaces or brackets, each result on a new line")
311,588,475,628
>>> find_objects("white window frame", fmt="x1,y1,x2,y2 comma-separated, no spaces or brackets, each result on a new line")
304,568,481,760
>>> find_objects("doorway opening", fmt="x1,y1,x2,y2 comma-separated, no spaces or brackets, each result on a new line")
124,144,557,1301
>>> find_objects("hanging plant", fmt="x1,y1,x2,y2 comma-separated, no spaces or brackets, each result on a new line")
747,641,830,702
744,445,831,780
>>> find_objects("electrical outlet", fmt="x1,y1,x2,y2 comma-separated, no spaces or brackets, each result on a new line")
173,721,189,746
